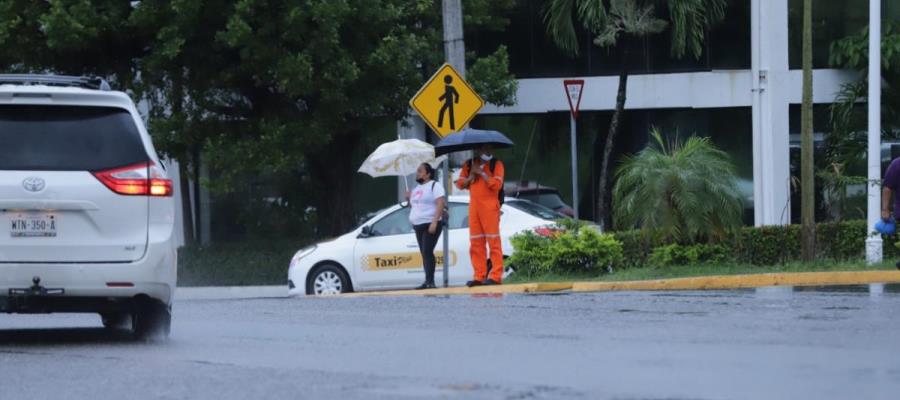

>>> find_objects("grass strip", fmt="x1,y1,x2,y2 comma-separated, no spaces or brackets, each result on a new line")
506,259,898,284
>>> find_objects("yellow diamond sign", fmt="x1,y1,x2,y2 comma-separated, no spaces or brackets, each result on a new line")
409,63,484,137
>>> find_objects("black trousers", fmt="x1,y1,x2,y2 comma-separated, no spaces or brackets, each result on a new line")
413,223,442,284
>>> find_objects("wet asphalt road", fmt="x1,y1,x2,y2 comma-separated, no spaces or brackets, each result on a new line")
1,287,899,400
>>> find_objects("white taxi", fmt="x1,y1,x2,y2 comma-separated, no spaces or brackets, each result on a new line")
287,196,563,295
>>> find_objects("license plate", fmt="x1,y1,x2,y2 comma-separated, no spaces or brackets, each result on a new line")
9,212,57,238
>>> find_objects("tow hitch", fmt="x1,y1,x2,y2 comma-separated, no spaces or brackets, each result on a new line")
3,277,65,313
9,276,65,296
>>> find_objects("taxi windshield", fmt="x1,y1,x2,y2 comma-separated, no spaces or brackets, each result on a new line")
506,199,565,221
354,205,394,231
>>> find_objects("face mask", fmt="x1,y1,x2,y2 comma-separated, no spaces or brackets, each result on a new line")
480,153,493,161
416,177,426,184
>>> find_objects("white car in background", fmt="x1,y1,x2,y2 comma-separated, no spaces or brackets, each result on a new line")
288,196,564,295
0,75,176,338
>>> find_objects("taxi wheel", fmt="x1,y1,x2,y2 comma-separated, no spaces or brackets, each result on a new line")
307,264,352,296
502,257,515,277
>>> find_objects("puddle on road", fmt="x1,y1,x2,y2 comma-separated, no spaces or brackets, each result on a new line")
650,292,752,298
798,313,851,321
361,382,585,399
615,309,709,317
795,283,900,294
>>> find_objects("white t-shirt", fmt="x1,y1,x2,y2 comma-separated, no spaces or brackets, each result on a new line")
409,180,446,226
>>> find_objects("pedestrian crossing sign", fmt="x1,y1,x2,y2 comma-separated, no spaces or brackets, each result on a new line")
410,63,484,138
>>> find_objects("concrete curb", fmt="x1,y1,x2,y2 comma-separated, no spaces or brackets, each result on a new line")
175,285,287,301
338,270,900,297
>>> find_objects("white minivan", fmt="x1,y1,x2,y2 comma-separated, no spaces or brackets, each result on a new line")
0,75,177,338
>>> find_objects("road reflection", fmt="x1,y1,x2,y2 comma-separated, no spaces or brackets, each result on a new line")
0,327,138,345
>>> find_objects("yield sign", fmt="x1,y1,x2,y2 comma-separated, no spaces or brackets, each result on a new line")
563,79,584,118
410,64,485,137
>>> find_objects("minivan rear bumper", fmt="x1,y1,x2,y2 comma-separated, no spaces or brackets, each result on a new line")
0,239,176,313
0,292,167,314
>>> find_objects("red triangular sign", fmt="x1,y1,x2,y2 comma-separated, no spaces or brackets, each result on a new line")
563,79,584,118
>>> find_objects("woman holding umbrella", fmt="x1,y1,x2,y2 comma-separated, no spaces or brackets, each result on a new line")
407,163,446,289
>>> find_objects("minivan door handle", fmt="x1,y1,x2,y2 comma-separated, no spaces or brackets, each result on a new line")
0,199,99,211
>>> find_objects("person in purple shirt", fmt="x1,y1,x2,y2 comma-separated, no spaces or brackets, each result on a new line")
881,157,900,269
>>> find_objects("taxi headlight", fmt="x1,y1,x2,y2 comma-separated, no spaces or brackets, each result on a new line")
290,245,317,268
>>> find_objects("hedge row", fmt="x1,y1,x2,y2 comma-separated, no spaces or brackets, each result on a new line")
178,240,301,286
611,220,899,268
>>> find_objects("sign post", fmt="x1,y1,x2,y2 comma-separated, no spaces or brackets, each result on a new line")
564,80,585,220
410,63,485,287
410,63,484,137
866,0,882,265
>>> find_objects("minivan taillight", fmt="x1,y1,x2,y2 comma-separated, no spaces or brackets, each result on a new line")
92,162,173,197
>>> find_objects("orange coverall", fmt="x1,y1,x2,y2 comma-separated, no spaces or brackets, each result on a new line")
455,158,505,283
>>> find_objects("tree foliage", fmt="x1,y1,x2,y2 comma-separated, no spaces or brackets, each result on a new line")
542,0,726,226
0,0,519,237
820,20,900,224
612,129,743,242
543,0,725,59
826,20,900,167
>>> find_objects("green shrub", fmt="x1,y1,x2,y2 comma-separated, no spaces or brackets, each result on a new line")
611,230,667,269
509,226,624,278
614,219,896,268
815,220,865,260
648,243,729,267
508,231,552,276
730,225,801,265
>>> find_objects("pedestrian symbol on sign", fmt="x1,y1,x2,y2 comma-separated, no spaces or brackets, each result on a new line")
409,64,484,138
438,75,460,130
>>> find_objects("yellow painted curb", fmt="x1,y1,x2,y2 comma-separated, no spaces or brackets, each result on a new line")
337,270,900,298
571,270,900,293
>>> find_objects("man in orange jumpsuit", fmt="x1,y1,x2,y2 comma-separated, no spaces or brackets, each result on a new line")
456,144,504,286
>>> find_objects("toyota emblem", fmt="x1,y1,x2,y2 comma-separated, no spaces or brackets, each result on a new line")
22,177,46,193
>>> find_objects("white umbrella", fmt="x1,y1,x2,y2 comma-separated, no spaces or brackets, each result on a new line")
358,138,447,190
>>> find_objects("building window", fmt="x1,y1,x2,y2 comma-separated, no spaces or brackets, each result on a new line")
788,0,900,70
468,0,751,79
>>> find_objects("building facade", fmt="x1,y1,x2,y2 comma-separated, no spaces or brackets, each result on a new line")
400,0,899,226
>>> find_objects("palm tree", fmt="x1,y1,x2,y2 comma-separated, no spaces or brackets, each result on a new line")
800,0,815,261
543,0,727,228
613,129,743,242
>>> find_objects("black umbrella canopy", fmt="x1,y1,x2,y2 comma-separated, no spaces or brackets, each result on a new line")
434,128,514,156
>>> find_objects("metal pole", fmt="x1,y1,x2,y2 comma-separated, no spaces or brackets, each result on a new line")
865,0,882,265
441,0,464,287
442,162,451,287
570,114,579,220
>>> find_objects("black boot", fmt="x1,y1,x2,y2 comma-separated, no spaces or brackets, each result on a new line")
466,280,483,287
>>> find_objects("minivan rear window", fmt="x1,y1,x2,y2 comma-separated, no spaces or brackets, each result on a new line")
0,105,149,171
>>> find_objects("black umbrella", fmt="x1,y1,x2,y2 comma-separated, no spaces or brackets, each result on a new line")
434,128,514,156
